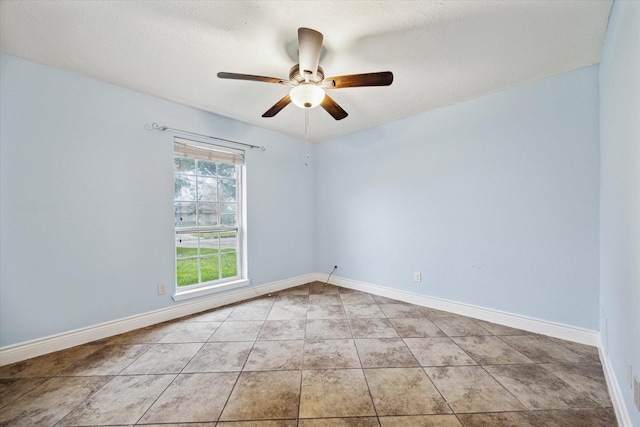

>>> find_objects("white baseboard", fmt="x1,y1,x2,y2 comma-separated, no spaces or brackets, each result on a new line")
0,273,317,366
329,275,600,346
597,336,633,427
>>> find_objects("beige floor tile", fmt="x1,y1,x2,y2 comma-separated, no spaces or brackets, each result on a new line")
309,282,340,294
340,293,376,305
120,343,203,374
279,284,310,295
306,319,352,339
378,415,463,426
499,335,585,363
244,340,304,371
183,341,253,372
307,304,347,319
354,338,419,368
275,295,309,306
218,421,296,427
344,304,387,319
349,319,399,339
186,305,235,322
430,317,492,337
139,372,239,424
389,318,445,338
484,364,600,410
0,345,101,378
378,304,426,318
299,369,375,418
457,408,618,427
546,337,601,362
258,320,306,340
61,344,152,376
58,374,175,425
365,367,451,415
267,305,308,320
3,284,614,427
471,319,532,336
303,339,362,369
421,307,460,318
540,363,612,407
404,338,476,366
158,322,221,343
308,294,343,305
372,295,407,304
218,420,298,427
299,417,380,426
451,336,533,365
236,295,277,307
425,366,525,413
228,305,271,321
0,376,110,426
209,320,263,342
220,371,301,421
0,377,47,408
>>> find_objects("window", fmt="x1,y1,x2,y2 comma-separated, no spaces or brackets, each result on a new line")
173,138,247,299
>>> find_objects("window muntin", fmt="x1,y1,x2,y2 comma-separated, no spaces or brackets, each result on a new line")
173,140,244,291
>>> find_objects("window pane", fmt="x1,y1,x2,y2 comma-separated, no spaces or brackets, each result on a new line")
220,214,236,227
198,177,218,201
199,231,219,255
218,163,236,178
174,157,195,174
197,203,218,227
220,202,237,215
174,175,196,201
221,252,238,278
219,178,236,202
176,232,198,258
175,202,196,227
177,258,200,287
220,230,237,252
201,256,220,282
197,160,216,176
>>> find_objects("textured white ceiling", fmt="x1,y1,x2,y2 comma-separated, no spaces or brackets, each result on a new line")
0,0,613,142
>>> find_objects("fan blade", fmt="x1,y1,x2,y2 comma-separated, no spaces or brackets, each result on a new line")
217,72,288,85
325,71,393,89
321,94,348,120
298,27,323,79
262,95,292,118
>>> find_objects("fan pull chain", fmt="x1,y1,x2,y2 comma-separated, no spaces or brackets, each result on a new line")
305,109,310,166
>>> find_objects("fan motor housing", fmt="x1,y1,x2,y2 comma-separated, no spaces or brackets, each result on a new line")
289,64,325,85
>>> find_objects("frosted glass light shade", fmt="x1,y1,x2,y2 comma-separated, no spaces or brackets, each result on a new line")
290,84,325,109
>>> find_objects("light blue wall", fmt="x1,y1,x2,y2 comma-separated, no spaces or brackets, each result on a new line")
315,66,600,330
0,53,315,347
599,1,640,424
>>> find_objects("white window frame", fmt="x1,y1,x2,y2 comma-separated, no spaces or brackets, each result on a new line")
172,137,248,301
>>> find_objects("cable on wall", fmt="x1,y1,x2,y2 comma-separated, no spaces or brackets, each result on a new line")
147,123,266,151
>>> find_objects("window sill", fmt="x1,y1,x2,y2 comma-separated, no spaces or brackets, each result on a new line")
172,279,249,302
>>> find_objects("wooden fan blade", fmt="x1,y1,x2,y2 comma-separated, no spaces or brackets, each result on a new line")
217,72,288,85
298,27,323,79
321,94,348,120
262,95,292,118
325,71,393,89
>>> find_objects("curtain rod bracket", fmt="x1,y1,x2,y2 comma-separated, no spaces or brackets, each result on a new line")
148,123,265,151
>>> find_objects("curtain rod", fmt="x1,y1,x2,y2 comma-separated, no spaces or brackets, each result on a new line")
148,123,266,151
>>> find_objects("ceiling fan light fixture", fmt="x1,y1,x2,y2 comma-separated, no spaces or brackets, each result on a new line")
290,84,325,109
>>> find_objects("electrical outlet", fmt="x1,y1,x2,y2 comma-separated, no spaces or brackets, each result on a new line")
413,272,421,282
157,283,167,295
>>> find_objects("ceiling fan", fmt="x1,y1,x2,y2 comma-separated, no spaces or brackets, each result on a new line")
217,27,393,121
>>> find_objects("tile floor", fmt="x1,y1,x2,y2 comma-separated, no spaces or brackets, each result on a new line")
0,282,617,426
